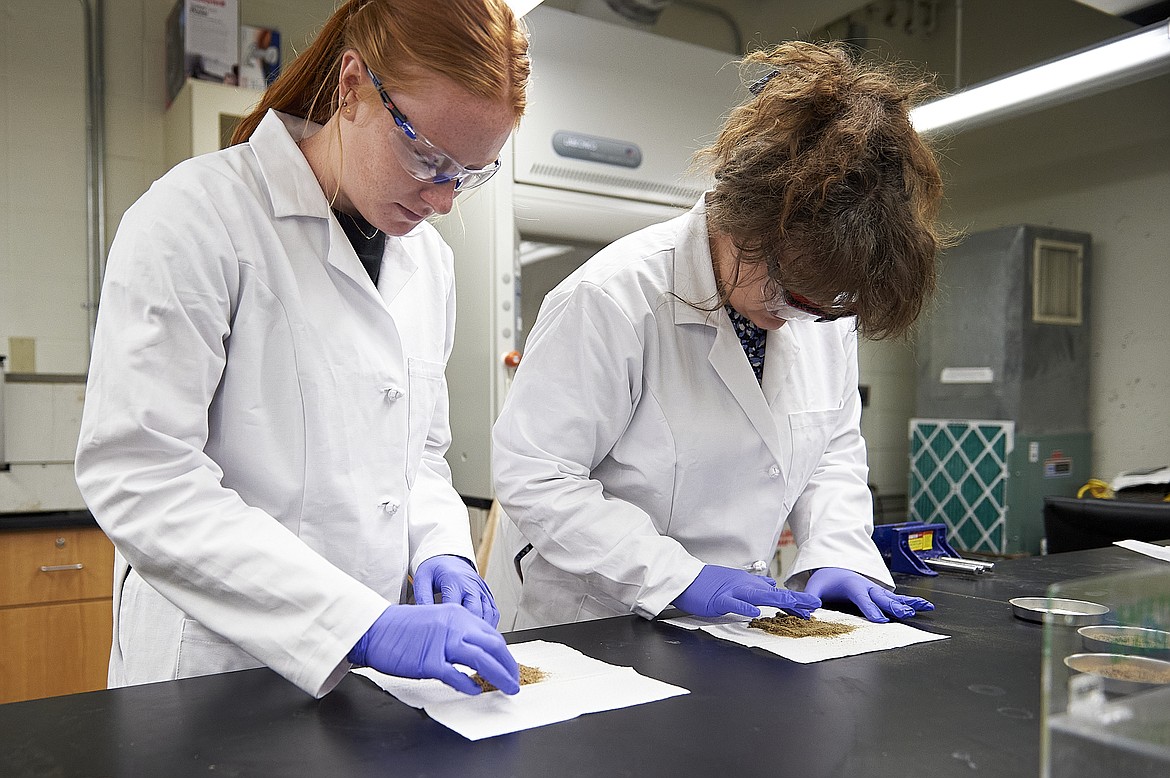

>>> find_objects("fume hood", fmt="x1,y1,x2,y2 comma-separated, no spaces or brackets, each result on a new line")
434,6,745,502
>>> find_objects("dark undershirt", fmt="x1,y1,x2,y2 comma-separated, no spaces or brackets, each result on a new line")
727,305,767,383
334,210,386,285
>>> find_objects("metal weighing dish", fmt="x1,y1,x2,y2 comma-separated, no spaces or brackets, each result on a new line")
1064,652,1170,695
1009,597,1109,626
1079,625,1170,659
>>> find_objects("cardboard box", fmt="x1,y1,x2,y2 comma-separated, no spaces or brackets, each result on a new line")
239,25,281,91
165,0,240,107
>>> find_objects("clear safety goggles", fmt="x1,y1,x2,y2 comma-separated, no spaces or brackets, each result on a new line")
764,284,857,323
366,67,501,191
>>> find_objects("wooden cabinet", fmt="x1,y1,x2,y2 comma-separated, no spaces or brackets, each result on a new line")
0,526,114,703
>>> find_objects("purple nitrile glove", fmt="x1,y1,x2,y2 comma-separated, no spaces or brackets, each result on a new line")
414,554,501,628
803,567,935,623
672,564,821,619
347,604,520,695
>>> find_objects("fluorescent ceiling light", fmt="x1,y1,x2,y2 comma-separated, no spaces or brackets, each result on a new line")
507,0,546,16
1072,0,1155,14
912,19,1170,134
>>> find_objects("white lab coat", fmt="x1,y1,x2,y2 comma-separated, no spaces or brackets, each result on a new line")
75,111,474,697
492,198,893,629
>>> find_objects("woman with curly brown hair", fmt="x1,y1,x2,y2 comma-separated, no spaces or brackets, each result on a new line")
77,0,528,697
493,41,951,629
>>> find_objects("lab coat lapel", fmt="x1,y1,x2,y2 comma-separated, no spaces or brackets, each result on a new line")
250,110,400,314
761,326,801,487
671,199,786,465
325,223,421,313
323,218,388,304
707,317,786,465
762,324,801,408
377,233,420,306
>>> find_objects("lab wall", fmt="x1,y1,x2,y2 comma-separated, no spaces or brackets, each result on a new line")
1,2,91,376
2,0,1167,519
1,0,329,513
1,2,91,511
814,0,1170,493
939,82,1170,481
101,0,328,278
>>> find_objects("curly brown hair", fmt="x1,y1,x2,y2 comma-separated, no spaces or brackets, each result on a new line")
698,41,956,340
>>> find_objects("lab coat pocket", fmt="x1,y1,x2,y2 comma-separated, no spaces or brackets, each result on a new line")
784,408,842,496
176,619,263,679
404,357,444,487
575,593,623,623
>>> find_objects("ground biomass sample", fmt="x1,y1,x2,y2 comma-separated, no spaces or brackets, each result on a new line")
748,614,858,638
471,664,548,692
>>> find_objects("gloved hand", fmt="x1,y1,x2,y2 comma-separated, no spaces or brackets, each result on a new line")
803,567,935,623
414,555,500,628
348,603,520,695
672,564,821,619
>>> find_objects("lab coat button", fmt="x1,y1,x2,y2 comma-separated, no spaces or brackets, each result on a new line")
379,499,400,515
382,386,403,401
768,464,781,478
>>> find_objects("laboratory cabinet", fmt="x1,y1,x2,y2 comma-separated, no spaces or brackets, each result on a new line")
165,78,263,168
0,525,114,703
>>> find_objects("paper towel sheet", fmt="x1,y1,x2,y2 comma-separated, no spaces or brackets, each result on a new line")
1114,539,1170,563
352,640,689,740
664,607,949,663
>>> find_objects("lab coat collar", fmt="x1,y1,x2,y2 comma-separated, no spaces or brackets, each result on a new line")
251,110,418,309
251,110,334,220
670,196,720,327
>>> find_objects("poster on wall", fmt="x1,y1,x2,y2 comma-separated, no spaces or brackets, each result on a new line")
240,25,281,90
165,0,241,107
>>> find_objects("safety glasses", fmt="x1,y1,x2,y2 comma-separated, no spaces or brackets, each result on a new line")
764,286,856,323
365,67,501,191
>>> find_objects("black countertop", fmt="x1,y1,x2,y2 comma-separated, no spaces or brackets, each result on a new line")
1,545,1165,777
0,509,96,530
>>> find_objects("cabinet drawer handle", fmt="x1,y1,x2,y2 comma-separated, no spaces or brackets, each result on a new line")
40,564,85,572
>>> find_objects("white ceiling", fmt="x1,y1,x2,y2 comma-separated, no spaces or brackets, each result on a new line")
743,0,865,33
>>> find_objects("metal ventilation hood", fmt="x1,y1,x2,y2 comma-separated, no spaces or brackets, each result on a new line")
514,6,744,217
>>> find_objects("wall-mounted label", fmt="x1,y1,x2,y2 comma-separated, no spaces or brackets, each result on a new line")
1044,451,1073,478
940,367,994,384
552,131,642,168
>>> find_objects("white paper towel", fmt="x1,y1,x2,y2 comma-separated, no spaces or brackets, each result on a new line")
665,607,949,662
1114,539,1170,563
352,639,689,740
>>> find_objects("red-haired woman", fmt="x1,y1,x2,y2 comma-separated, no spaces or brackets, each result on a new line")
77,0,529,698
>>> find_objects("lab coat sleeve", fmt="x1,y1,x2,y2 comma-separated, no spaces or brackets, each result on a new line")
75,183,389,697
782,327,895,590
492,282,703,619
407,274,477,573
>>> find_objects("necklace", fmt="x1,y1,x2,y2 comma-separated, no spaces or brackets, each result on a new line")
340,211,380,240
